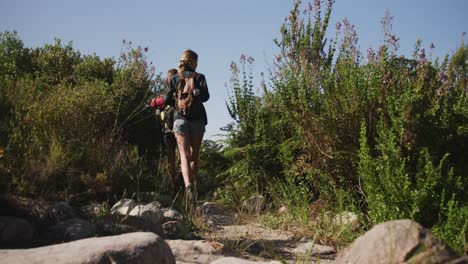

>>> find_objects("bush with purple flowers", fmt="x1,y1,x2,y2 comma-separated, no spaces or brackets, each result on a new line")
221,0,467,252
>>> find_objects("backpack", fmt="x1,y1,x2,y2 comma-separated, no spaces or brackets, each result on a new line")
176,72,199,117
160,105,174,132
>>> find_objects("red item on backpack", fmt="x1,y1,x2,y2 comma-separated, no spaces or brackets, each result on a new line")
151,95,165,109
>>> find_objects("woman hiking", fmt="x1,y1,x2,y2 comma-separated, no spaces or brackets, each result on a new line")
164,49,210,206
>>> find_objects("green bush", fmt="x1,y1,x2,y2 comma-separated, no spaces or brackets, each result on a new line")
0,32,163,198
220,0,467,252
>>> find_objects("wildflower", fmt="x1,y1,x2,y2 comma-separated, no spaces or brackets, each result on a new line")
418,48,427,63
343,18,350,28
230,61,238,73
314,0,321,12
367,46,375,62
430,43,435,49
144,47,149,52
276,55,282,63
335,21,342,32
247,56,255,64
240,54,246,64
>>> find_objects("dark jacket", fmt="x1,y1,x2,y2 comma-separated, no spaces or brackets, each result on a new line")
164,70,210,124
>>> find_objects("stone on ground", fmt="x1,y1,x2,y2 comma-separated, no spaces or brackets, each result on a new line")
0,216,35,247
128,202,164,234
166,239,225,263
335,219,466,264
0,232,175,264
197,202,236,227
332,211,359,230
292,239,336,258
162,220,188,239
94,215,139,236
162,208,183,222
110,198,137,215
43,218,96,244
45,202,76,225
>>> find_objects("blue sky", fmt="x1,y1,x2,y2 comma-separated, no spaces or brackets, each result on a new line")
1,0,467,140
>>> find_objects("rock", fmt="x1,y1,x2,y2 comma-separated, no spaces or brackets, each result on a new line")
278,206,288,214
210,257,282,264
110,198,137,215
198,202,226,215
80,203,106,219
292,239,336,258
197,202,235,227
241,195,265,214
0,216,35,247
166,239,224,264
162,220,188,239
129,201,162,216
129,202,163,222
162,208,183,222
0,195,50,229
43,218,96,244
335,219,466,264
0,232,175,264
127,202,164,234
332,211,359,230
95,215,139,236
45,202,76,225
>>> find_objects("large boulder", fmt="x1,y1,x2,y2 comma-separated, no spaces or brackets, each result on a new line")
42,218,96,244
0,216,35,248
110,198,137,215
0,232,175,264
336,219,467,264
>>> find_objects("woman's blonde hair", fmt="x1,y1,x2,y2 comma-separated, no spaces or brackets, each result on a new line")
178,49,198,72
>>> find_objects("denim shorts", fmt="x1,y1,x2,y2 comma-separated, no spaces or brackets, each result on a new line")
173,118,206,136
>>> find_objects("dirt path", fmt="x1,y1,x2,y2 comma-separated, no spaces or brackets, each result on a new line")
198,206,337,263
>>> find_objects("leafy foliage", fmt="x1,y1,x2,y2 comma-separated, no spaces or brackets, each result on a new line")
220,0,467,253
0,32,162,197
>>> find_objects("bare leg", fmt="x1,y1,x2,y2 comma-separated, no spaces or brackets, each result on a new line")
175,133,192,188
189,134,204,183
